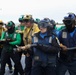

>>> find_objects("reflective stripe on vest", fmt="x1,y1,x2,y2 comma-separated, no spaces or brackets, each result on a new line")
5,32,17,39
33,36,52,43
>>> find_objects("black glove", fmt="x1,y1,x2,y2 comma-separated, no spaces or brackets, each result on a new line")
6,38,12,42
34,43,43,49
34,43,59,53
0,40,5,44
5,39,11,44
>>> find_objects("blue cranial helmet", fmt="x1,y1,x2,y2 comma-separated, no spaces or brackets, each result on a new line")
39,18,54,30
63,13,76,25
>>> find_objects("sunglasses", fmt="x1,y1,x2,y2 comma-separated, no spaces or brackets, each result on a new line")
23,19,30,23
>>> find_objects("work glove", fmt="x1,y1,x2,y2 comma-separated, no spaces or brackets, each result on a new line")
0,39,6,44
34,43,45,50
16,46,22,52
60,44,68,51
17,44,31,52
16,30,23,33
5,39,11,44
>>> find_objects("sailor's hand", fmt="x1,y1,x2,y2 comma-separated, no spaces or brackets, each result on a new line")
23,44,31,50
16,30,23,33
60,44,68,51
20,46,26,50
21,44,31,50
6,38,12,42
17,44,31,51
17,46,23,52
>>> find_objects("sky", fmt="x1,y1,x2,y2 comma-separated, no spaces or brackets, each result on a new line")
0,0,76,23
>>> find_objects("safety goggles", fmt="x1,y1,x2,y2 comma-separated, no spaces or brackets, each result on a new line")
39,23,48,28
23,19,30,23
63,19,73,25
